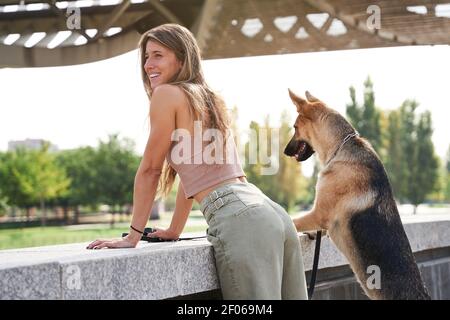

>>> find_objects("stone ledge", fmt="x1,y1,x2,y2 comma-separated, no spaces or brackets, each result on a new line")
1,214,449,299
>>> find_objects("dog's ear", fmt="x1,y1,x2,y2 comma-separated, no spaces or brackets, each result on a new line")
305,91,320,103
288,88,308,114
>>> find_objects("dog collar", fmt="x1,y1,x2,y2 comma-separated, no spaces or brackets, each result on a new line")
325,131,359,166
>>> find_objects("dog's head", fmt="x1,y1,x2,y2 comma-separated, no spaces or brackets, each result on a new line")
284,89,328,161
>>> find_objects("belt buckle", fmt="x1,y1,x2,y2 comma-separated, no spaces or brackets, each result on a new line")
213,198,224,210
209,190,219,202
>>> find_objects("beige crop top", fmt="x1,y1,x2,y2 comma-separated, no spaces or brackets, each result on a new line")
166,130,245,199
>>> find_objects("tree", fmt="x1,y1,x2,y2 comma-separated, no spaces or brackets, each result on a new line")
0,150,36,221
0,152,18,216
446,146,450,173
92,134,140,226
244,120,264,188
0,145,70,225
258,115,279,203
244,113,308,212
55,147,97,224
385,100,440,213
244,116,283,204
445,146,450,201
428,156,446,203
276,111,309,211
398,100,418,205
229,105,240,148
28,144,71,226
346,76,382,153
384,110,404,200
406,111,439,213
0,152,6,213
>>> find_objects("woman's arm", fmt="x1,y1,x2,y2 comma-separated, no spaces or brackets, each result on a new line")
150,181,193,239
87,85,183,249
170,181,194,236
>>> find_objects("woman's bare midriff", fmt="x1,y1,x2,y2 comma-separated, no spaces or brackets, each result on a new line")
193,177,246,204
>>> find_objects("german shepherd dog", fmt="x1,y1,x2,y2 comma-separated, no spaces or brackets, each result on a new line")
284,89,430,300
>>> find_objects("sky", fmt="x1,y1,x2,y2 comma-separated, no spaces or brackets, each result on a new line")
0,44,449,177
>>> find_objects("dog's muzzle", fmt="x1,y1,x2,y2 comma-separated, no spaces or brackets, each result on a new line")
284,137,315,161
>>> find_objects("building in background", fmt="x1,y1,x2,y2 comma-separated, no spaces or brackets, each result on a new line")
8,139,58,152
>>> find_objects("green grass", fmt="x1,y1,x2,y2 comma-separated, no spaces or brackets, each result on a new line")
0,211,208,250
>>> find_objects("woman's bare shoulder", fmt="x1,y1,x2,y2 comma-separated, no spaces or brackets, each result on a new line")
151,84,189,109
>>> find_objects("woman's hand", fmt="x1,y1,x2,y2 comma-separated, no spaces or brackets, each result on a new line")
148,227,180,241
86,234,139,250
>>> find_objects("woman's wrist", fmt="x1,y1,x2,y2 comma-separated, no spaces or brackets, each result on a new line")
167,226,181,238
126,228,143,245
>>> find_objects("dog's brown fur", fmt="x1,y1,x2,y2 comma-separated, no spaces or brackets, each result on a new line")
284,89,430,300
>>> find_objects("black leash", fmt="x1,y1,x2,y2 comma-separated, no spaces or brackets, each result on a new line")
307,229,322,300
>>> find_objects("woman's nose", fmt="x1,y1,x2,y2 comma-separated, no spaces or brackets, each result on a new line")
144,59,153,71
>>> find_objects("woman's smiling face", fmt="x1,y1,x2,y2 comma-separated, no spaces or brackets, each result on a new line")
144,40,183,89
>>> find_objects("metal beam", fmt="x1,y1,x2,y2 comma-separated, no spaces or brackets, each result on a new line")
93,0,131,40
147,0,182,25
34,31,58,48
44,0,92,42
0,10,152,35
304,0,422,46
1,0,450,68
192,0,220,52
58,31,79,47
0,29,141,68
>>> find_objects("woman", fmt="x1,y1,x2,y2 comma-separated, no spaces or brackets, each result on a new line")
87,24,308,300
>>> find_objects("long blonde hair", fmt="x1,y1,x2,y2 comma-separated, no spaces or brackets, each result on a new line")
138,24,230,197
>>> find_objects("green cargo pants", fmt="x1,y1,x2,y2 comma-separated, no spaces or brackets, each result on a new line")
200,182,308,300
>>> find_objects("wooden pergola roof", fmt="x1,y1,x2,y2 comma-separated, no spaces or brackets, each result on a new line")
1,0,449,68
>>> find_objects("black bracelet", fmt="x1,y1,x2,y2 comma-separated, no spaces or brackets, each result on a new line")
130,225,144,235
